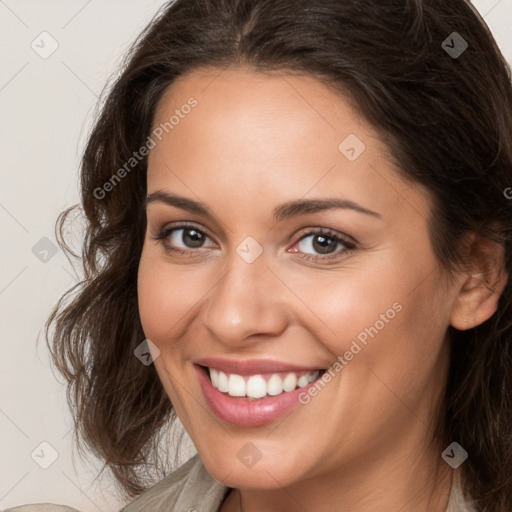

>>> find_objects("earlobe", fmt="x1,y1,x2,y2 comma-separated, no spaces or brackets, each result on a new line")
450,274,502,330
450,233,508,331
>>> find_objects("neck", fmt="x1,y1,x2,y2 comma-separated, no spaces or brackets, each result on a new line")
222,435,453,512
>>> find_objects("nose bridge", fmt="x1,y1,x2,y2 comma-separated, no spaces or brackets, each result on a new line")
202,246,287,343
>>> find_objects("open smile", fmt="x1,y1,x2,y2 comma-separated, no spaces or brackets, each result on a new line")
194,358,327,426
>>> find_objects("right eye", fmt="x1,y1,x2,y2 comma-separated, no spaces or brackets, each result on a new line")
152,223,217,255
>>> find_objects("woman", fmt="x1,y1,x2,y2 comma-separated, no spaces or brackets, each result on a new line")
9,0,512,510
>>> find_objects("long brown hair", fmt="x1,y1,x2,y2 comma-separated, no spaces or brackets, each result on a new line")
45,0,512,508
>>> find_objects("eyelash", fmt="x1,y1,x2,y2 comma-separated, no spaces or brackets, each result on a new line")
151,222,357,263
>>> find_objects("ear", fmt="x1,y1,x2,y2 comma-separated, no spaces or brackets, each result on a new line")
450,232,509,331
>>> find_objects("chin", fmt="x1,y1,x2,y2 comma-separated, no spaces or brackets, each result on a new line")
198,444,307,490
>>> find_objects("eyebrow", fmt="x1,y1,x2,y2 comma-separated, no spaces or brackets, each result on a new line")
144,190,382,222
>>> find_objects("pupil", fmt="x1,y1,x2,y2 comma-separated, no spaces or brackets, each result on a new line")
313,235,335,254
183,228,204,248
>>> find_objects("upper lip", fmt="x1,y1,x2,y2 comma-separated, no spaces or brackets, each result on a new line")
194,357,325,375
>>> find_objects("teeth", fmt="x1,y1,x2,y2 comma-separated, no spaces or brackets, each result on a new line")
217,371,229,393
283,373,297,392
228,374,246,397
267,374,283,396
246,375,267,399
297,375,309,387
208,368,320,398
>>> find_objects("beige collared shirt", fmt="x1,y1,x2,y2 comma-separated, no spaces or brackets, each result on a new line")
3,453,478,512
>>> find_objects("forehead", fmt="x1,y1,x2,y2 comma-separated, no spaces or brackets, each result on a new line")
147,67,431,224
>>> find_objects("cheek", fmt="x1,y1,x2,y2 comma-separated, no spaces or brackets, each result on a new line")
137,252,199,413
137,252,183,346
292,246,448,381
137,250,213,352
283,259,407,359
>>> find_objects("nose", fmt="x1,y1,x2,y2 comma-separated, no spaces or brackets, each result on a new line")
201,251,289,346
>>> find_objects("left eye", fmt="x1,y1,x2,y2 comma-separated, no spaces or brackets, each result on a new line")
294,232,353,257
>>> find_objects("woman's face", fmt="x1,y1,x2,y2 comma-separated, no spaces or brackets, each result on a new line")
138,67,458,491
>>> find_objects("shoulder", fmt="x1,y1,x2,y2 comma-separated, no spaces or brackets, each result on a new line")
3,455,228,512
119,453,229,512
2,505,81,512
446,469,478,512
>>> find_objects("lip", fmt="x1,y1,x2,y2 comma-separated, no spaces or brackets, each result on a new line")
194,357,324,376
194,363,324,427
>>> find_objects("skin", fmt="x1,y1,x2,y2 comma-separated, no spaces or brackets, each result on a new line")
137,67,506,512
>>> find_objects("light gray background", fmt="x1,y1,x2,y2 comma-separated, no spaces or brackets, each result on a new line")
1,1,511,510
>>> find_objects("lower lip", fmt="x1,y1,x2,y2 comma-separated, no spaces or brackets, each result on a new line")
195,365,322,427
